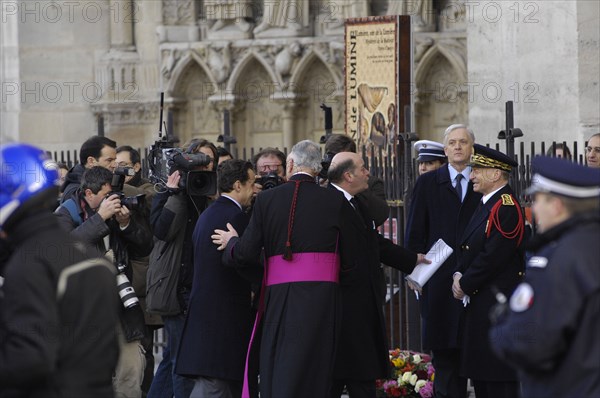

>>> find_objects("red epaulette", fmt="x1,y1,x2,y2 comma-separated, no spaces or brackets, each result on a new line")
486,194,525,245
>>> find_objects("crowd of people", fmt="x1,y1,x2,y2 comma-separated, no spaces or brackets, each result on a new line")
0,129,598,398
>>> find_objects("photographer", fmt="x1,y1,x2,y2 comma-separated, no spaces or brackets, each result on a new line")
117,145,162,394
252,147,286,193
146,139,217,398
61,135,117,204
55,166,153,398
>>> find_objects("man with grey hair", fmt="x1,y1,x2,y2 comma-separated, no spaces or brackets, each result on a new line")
405,124,481,398
212,140,347,398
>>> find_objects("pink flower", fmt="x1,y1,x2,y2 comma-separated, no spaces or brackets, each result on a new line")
419,381,434,398
427,364,435,379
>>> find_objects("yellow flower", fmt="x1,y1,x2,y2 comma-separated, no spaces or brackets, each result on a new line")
392,358,405,368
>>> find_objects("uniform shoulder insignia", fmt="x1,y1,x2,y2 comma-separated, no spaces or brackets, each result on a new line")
501,194,515,206
510,282,534,312
528,256,548,268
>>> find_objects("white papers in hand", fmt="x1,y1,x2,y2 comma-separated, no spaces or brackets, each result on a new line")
405,238,453,290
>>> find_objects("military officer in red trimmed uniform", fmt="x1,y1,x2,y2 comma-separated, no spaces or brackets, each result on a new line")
452,144,525,398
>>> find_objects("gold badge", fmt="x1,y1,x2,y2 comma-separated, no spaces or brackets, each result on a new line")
501,194,515,206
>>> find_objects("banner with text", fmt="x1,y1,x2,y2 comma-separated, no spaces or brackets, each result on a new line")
345,16,411,150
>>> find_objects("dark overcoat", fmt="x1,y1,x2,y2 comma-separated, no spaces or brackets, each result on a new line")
405,165,481,350
490,213,600,398
0,212,119,397
175,196,255,381
456,185,524,381
224,173,347,398
334,193,417,380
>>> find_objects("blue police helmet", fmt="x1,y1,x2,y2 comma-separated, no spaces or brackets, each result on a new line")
0,143,59,230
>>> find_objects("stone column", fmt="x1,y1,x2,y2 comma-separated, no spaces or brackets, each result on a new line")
110,0,134,49
281,102,296,150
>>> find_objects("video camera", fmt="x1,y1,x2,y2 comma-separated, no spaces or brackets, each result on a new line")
255,171,285,190
318,151,335,180
109,167,146,210
148,141,217,197
148,93,217,197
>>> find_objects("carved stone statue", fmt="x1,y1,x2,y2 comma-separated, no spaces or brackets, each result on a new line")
387,0,434,32
253,0,310,38
207,43,232,84
205,0,254,39
275,42,303,77
323,0,370,34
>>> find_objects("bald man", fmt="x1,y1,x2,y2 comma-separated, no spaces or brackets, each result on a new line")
327,152,429,398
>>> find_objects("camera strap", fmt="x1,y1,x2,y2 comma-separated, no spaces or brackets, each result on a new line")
61,199,82,227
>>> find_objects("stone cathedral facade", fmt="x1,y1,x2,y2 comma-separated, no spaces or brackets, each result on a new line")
1,1,598,152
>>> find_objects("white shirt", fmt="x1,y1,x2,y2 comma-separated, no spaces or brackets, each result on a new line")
221,194,242,211
330,183,353,203
448,164,470,201
482,185,506,204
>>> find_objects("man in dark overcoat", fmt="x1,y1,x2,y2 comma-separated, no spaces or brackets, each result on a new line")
328,152,428,397
213,140,347,398
176,160,258,397
405,124,480,398
452,144,525,398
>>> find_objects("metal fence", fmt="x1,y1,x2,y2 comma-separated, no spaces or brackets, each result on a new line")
50,138,590,352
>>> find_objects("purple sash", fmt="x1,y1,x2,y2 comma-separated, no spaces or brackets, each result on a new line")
241,251,340,398
266,252,340,285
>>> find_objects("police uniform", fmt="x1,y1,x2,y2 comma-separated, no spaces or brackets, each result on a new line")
414,139,446,163
455,145,525,398
490,156,600,398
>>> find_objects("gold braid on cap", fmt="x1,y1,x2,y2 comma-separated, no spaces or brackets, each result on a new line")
470,153,513,172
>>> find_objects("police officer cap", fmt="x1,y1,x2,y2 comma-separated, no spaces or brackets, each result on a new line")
414,140,446,162
469,144,517,172
526,155,600,198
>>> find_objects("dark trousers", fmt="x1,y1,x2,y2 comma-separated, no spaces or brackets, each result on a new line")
432,349,467,398
472,380,520,398
141,325,159,397
331,379,376,398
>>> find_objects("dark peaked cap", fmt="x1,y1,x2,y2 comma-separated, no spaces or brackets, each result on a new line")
469,144,517,172
526,155,600,198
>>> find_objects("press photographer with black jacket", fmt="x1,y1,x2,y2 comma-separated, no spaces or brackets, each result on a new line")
55,166,153,398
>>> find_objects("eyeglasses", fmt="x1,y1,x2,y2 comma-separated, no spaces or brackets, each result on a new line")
585,146,600,155
258,163,282,173
117,161,133,167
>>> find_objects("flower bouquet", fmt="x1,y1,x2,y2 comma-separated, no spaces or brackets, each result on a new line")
375,349,435,398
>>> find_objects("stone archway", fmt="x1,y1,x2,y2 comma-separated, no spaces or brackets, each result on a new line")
170,58,220,145
230,57,284,150
293,52,344,143
415,42,468,142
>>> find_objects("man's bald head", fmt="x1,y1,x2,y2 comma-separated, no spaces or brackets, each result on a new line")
328,152,369,195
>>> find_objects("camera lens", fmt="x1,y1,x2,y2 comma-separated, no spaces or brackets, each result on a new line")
116,273,139,308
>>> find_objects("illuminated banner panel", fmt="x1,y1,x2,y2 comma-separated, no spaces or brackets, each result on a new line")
345,16,411,149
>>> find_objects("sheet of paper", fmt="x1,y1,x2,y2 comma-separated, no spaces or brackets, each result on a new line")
405,238,453,290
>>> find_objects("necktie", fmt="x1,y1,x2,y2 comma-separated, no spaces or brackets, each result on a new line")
455,174,464,201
